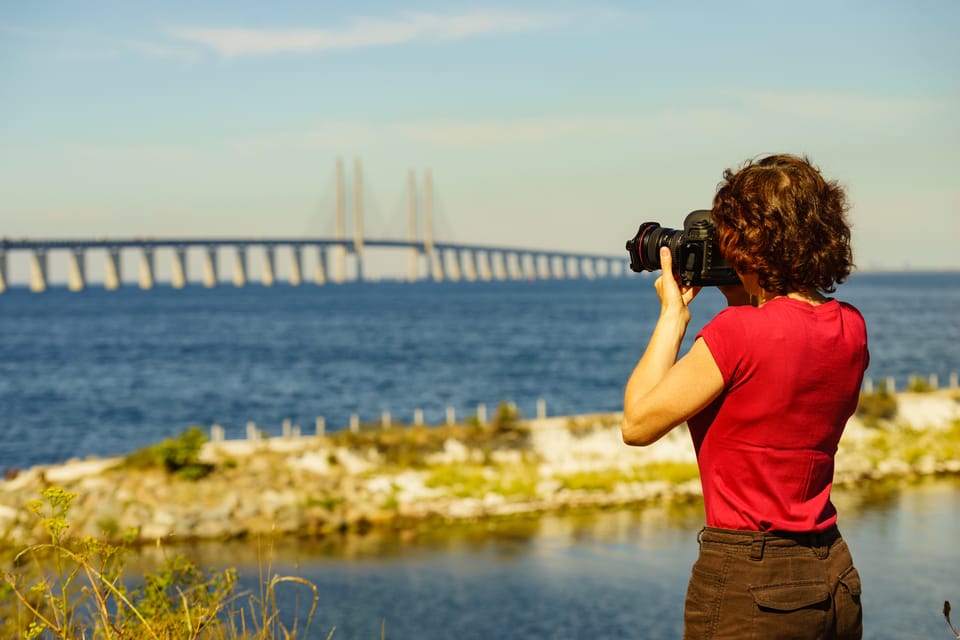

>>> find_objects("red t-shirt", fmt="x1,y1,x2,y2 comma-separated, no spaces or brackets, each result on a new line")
690,297,869,532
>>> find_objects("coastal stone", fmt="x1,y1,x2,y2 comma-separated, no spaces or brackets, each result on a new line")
895,393,960,430
287,451,332,475
44,459,119,484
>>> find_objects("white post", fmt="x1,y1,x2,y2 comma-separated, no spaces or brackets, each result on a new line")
446,406,456,425
537,398,546,419
929,373,938,389
211,424,225,443
477,403,487,426
315,416,326,437
381,411,391,429
862,378,873,394
886,376,896,393
414,408,424,425
950,372,959,389
350,414,360,433
282,418,292,438
246,421,259,441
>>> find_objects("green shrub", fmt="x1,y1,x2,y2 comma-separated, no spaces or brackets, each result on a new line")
1,487,324,640
124,426,213,480
856,391,898,426
906,375,935,393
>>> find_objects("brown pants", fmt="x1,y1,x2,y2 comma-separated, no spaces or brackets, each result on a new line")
683,526,862,639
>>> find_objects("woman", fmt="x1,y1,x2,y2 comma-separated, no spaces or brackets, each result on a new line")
622,154,868,639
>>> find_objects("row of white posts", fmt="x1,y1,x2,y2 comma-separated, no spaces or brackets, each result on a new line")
208,399,550,444
204,372,959,444
861,372,959,394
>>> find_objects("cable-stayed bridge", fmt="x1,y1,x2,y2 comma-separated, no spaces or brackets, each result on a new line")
0,159,626,293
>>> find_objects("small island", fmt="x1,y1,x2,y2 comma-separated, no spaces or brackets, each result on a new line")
1,387,958,549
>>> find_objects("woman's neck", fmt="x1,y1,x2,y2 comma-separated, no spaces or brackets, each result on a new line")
755,288,828,307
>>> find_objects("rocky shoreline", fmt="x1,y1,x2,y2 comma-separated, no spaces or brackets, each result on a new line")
1,391,958,548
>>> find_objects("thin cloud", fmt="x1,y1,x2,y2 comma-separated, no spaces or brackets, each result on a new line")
167,9,569,56
738,89,952,123
122,37,200,61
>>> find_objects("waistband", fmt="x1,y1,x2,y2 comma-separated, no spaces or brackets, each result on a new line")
698,525,841,560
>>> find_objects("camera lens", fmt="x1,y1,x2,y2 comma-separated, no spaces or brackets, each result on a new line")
627,222,681,272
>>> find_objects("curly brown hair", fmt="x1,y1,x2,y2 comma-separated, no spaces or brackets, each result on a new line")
711,154,854,295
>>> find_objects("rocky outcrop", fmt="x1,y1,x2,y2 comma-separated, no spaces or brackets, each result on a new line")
1,392,958,547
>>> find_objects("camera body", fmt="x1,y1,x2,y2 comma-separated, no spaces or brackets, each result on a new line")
626,210,740,286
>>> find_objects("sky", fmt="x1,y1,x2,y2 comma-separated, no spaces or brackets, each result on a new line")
1,0,958,282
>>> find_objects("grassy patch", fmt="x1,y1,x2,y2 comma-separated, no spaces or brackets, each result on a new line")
558,462,700,492
856,390,898,427
424,463,539,499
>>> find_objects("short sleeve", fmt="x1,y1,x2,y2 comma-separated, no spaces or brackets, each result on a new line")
696,307,747,387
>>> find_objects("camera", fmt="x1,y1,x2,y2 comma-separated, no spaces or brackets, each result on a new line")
626,210,740,286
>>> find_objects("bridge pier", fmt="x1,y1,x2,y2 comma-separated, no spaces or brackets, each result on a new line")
262,246,276,287
429,249,445,282
536,254,550,280
315,247,327,285
492,251,507,281
139,248,155,290
461,249,477,282
407,247,419,283
67,249,86,291
104,248,122,290
522,253,537,280
0,250,6,293
171,247,187,289
233,247,247,287
202,247,218,288
446,248,461,282
547,256,567,280
508,252,523,280
289,246,303,286
29,249,48,292
582,258,596,280
477,250,492,281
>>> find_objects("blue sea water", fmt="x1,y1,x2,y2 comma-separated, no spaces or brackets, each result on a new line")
0,271,958,470
2,272,959,639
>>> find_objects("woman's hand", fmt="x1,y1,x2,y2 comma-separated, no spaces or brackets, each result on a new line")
654,247,700,320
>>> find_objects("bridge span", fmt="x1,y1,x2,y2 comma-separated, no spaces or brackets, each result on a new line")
0,235,625,293
0,160,626,293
